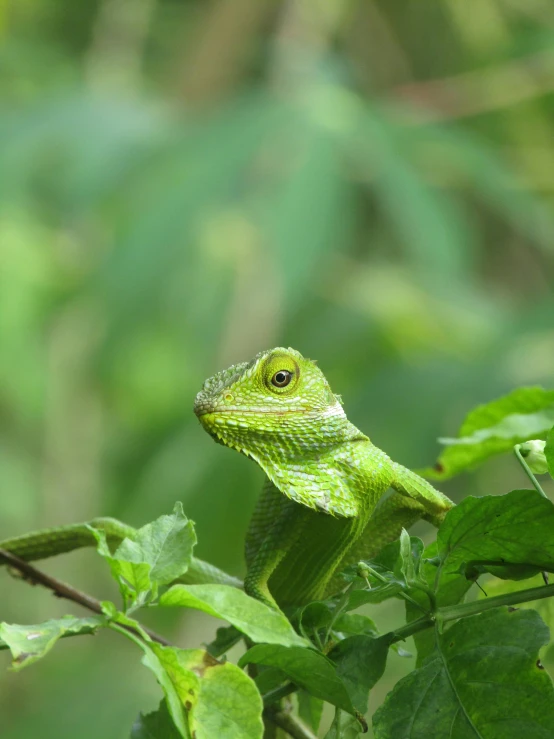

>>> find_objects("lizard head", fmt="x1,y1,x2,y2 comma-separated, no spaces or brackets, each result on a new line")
194,348,368,516
194,347,343,449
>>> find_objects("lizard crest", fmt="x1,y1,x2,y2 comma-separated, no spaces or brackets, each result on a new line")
194,347,370,516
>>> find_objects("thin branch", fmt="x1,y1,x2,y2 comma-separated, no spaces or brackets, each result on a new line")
0,547,170,646
263,681,298,707
391,581,554,644
0,546,311,738
261,579,554,720
514,444,548,498
439,581,554,622
264,707,318,739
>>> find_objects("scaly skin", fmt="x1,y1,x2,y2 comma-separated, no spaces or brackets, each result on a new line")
0,519,242,589
0,346,451,610
194,347,453,609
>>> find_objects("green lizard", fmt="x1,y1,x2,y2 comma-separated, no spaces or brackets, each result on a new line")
0,347,452,613
193,347,453,610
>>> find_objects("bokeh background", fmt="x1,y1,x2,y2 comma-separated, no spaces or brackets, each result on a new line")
1,1,554,736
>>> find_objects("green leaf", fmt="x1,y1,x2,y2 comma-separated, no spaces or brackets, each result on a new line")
398,529,423,585
0,616,104,670
519,439,549,475
116,502,196,587
329,634,393,713
91,526,153,609
404,542,472,665
90,503,196,610
366,535,423,586
160,584,308,647
546,425,554,479
422,386,554,480
324,712,362,739
345,583,403,609
405,490,554,664
298,601,333,640
399,528,415,582
239,644,357,717
390,643,412,658
373,608,554,738
139,645,189,738
116,560,153,605
344,536,425,610
187,657,263,739
332,613,378,638
205,625,242,658
152,645,263,739
437,489,554,578
254,666,288,696
131,701,182,739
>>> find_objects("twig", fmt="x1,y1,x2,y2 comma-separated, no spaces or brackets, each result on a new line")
0,547,170,646
264,707,318,739
390,581,554,644
0,546,324,739
514,445,548,498
0,546,313,738
263,681,298,707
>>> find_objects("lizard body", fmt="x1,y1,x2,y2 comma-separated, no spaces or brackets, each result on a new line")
194,347,453,609
0,347,451,612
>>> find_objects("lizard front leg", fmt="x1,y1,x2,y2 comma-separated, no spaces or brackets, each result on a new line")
244,481,306,610
323,468,453,599
389,461,453,525
245,479,365,609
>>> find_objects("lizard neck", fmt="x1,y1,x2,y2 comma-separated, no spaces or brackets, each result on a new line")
246,420,391,517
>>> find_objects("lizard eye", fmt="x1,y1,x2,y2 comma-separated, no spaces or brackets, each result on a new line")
271,370,292,388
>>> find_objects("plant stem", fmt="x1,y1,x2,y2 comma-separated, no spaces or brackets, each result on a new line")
391,581,554,643
263,681,298,706
324,582,356,645
264,706,318,739
514,445,548,498
440,582,554,620
264,580,554,727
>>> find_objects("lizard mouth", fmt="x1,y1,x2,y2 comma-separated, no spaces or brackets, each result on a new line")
194,407,314,429
195,407,305,415
194,407,306,422
193,392,310,420
195,411,244,426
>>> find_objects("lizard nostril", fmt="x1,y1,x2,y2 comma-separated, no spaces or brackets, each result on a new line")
225,393,234,402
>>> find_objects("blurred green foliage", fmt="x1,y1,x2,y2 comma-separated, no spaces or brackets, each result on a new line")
1,0,554,736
